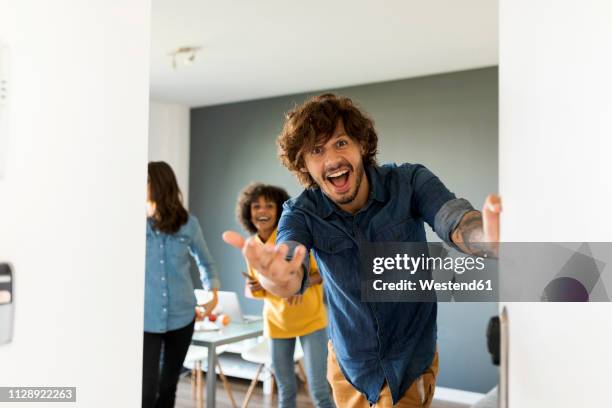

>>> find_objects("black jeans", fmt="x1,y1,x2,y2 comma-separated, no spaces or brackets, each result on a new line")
142,320,194,408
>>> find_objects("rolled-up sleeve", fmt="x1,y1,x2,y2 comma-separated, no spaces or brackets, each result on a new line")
434,198,475,244
276,204,312,294
408,165,475,245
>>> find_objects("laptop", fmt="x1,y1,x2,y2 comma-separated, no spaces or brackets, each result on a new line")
194,290,262,324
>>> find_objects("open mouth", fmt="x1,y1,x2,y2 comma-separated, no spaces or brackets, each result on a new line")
326,168,351,193
256,216,271,222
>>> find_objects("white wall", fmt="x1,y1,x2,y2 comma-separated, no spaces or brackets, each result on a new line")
148,101,191,204
0,1,150,407
500,0,612,406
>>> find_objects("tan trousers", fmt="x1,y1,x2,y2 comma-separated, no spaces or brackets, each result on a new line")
327,342,439,408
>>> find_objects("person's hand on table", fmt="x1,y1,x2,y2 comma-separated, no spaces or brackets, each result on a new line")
195,288,218,321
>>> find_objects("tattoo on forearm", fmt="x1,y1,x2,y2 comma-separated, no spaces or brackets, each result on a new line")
459,212,482,243
454,211,491,257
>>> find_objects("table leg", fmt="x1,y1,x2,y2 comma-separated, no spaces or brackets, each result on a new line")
206,344,217,408
197,361,203,408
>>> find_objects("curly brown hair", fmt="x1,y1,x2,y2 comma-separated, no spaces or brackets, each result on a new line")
277,93,378,188
236,183,290,234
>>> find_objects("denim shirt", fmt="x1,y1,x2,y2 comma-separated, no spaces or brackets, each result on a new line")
276,163,474,404
144,214,221,333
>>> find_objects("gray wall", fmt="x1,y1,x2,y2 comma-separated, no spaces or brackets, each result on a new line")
189,67,498,393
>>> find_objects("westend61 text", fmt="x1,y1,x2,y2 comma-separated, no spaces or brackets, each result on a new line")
372,279,493,292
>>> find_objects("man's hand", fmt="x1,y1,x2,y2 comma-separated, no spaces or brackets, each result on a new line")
451,194,502,257
482,194,502,244
223,231,306,298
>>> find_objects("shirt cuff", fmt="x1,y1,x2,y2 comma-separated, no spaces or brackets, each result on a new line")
284,240,310,295
434,198,475,248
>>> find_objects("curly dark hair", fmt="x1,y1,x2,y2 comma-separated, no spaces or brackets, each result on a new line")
148,161,188,234
236,183,290,234
277,93,378,188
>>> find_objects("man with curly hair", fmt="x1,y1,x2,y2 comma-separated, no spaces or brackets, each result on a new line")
224,93,501,407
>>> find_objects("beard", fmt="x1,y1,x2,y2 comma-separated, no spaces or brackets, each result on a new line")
334,161,365,205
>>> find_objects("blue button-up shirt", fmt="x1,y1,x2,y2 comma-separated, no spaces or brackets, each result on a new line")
277,163,474,404
144,215,221,333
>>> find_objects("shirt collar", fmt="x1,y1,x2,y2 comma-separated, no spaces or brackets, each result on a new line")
367,164,388,204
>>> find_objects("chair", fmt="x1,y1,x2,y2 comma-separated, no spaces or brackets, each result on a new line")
240,340,307,408
183,344,237,408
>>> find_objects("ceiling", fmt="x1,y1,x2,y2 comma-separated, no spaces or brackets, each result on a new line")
150,0,498,108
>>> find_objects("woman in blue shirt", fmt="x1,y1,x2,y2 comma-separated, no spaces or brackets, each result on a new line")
142,161,220,408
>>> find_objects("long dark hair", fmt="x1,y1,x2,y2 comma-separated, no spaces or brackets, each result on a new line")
147,161,188,234
236,183,290,234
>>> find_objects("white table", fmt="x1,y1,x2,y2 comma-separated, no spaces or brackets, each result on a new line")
191,321,264,408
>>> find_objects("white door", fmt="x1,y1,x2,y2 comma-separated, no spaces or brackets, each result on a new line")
0,1,150,406
500,1,612,406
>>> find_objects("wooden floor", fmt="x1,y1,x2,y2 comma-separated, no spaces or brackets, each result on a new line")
174,373,314,408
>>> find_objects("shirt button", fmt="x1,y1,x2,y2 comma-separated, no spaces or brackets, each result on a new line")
161,277,165,281
160,260,164,264
160,244,164,249
162,292,167,297
163,308,167,312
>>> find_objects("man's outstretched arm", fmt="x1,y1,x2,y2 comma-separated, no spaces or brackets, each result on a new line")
451,194,502,256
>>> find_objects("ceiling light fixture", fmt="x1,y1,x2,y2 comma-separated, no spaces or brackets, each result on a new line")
168,46,202,70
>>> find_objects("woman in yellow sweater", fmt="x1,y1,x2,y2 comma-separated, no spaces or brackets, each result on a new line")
236,183,333,408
